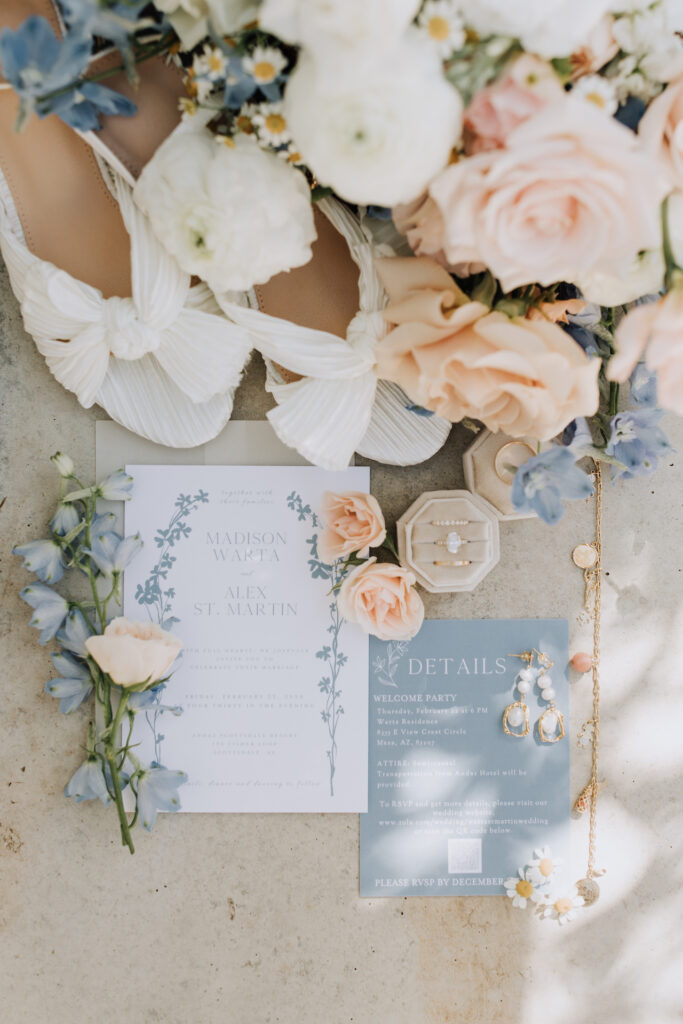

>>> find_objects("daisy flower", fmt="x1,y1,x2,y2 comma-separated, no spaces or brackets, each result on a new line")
528,845,563,886
243,46,287,87
418,0,466,59
571,74,618,115
542,888,584,925
504,869,545,909
193,45,227,82
252,101,292,148
234,101,259,135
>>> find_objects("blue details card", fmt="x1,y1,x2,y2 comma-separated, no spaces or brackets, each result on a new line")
360,620,570,897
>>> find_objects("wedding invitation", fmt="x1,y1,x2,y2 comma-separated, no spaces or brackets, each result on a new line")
123,464,370,813
360,620,570,896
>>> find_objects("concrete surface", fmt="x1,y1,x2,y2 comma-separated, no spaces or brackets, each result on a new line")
1,259,682,1024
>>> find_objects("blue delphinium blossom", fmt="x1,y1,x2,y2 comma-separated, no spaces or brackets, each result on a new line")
64,757,111,804
20,583,69,643
96,468,134,501
562,322,600,358
0,15,136,129
49,78,137,131
50,451,74,477
50,502,82,537
511,446,594,524
606,408,673,479
85,531,142,576
57,608,94,657
46,651,93,712
136,764,188,830
57,0,150,69
127,682,165,712
630,363,658,407
90,511,117,535
223,54,255,109
564,416,594,456
13,537,64,582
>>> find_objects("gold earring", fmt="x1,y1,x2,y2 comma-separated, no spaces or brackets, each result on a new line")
503,651,535,738
533,649,565,744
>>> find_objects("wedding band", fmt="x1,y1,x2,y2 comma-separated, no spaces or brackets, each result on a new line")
431,519,469,526
434,559,471,567
435,538,471,546
493,441,536,484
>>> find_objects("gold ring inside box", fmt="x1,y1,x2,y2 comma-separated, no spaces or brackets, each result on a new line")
493,441,536,484
430,519,469,526
434,559,472,567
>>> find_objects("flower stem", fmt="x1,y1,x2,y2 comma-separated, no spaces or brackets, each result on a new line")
608,382,620,418
104,688,135,854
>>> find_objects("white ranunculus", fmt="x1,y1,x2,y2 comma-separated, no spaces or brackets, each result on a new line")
573,249,665,306
283,34,462,206
153,0,259,49
259,0,419,52
458,0,612,58
134,121,316,292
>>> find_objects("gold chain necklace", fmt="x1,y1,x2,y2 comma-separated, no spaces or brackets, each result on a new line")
574,460,604,906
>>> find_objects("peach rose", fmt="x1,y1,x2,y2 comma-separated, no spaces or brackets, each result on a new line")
607,291,683,416
337,558,424,641
430,99,666,292
639,74,683,191
463,55,564,155
526,298,586,324
374,257,600,440
318,491,386,562
85,617,183,687
393,193,485,277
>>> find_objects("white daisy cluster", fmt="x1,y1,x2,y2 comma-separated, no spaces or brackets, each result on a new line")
609,1,683,103
504,846,584,925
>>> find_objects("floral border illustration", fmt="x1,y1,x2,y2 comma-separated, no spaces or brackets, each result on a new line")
287,491,347,798
134,489,209,761
372,640,410,688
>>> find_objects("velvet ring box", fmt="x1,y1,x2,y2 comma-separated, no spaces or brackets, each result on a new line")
396,489,500,593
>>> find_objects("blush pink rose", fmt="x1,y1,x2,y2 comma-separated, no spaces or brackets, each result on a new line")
317,491,386,562
430,99,666,292
463,55,564,155
337,558,424,641
639,74,683,190
393,193,485,276
374,257,600,440
607,292,683,416
85,617,183,687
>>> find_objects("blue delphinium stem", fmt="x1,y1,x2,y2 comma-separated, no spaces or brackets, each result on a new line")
103,684,134,854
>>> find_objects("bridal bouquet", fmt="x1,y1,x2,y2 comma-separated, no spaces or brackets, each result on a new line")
14,454,188,854
3,0,682,522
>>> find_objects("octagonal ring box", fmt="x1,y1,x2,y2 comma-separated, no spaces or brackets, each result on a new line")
463,429,550,521
397,490,500,593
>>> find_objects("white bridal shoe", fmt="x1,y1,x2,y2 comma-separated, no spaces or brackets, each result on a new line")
217,197,452,471
0,0,251,448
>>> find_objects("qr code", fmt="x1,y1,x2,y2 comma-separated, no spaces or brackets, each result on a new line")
447,838,482,874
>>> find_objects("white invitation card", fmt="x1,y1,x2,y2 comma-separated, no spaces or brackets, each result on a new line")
123,464,370,812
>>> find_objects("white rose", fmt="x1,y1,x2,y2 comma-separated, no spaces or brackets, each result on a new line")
134,120,316,292
458,0,612,58
153,0,259,50
259,0,419,53
573,249,665,306
283,34,462,206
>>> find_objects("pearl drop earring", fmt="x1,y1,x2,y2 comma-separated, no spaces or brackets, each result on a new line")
534,649,565,744
502,652,535,738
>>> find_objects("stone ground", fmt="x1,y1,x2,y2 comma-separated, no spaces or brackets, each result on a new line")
1,261,682,1024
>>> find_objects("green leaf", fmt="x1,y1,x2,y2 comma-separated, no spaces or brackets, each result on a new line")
470,271,498,306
